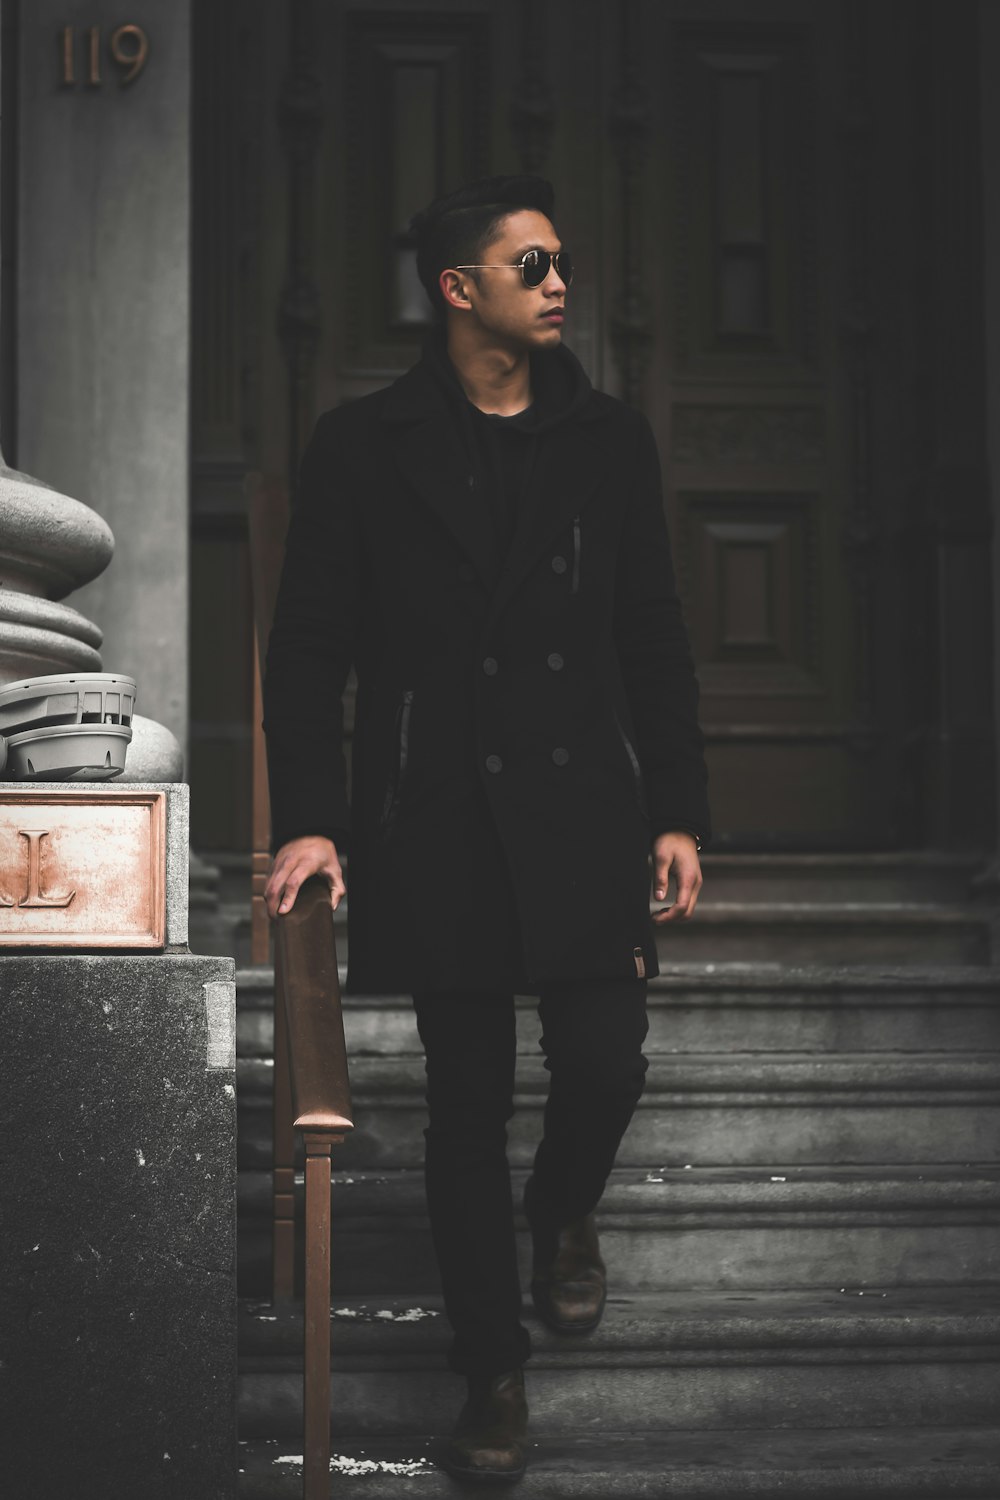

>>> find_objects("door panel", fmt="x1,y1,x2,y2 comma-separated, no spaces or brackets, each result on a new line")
190,0,992,852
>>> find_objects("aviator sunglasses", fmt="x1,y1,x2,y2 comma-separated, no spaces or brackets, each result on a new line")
455,247,574,288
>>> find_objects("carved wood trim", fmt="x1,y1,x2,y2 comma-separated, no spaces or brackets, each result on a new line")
840,0,875,721
510,0,553,172
278,0,324,486
608,0,651,407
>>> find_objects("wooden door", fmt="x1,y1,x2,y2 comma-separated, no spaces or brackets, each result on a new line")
191,0,993,853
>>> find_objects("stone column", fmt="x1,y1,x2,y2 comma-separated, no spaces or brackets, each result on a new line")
13,1,191,753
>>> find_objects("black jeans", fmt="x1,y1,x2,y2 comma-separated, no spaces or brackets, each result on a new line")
411,977,649,1377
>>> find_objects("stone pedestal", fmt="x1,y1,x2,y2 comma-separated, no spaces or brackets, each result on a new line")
0,785,236,1499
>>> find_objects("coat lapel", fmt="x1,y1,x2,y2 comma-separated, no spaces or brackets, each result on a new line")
382,349,612,617
485,415,609,629
391,412,500,589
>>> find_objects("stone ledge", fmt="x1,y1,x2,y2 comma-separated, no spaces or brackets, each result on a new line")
236,1050,1000,1099
236,1162,1000,1221
236,1427,1000,1499
238,1286,1000,1362
234,961,1000,1002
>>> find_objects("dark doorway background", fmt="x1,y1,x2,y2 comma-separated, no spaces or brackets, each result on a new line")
189,0,994,858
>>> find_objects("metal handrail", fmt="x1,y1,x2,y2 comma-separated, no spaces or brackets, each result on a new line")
274,875,354,1499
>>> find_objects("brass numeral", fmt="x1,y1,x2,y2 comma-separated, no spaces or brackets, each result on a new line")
59,25,74,87
58,24,150,89
87,25,101,86
110,24,149,85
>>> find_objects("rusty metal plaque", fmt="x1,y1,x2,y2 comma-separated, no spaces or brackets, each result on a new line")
0,789,166,948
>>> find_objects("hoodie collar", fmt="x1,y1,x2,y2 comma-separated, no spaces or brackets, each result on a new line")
381,326,606,428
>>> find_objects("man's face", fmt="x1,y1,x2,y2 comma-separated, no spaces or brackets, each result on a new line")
447,209,568,351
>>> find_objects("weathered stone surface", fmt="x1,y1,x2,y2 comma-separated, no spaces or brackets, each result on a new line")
237,1285,1000,1436
0,587,104,679
234,1162,1000,1297
0,953,237,1499
122,714,186,783
239,1428,1000,1498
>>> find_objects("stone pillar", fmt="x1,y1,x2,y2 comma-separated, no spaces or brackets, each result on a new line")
982,0,1000,867
13,2,191,752
0,783,237,1499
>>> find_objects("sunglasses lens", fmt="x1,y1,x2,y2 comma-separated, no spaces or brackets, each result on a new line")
521,251,573,287
521,250,547,287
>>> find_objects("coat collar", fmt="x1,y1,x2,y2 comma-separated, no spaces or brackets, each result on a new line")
382,343,612,620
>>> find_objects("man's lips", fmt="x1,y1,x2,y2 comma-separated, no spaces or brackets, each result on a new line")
541,309,565,321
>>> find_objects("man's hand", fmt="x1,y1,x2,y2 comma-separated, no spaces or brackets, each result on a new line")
264,835,345,919
651,831,703,924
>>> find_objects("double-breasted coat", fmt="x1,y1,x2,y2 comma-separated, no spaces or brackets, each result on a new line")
263,337,710,996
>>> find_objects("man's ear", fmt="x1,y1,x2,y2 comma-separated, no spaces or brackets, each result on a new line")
439,268,471,312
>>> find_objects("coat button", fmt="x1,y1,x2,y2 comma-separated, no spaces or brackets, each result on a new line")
486,754,503,774
547,652,564,671
551,555,567,574
482,657,499,675
458,561,475,582
552,746,570,766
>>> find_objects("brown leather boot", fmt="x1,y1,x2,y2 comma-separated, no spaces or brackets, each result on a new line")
439,1367,528,1484
523,1177,607,1335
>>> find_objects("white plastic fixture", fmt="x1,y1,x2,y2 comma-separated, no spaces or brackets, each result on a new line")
0,672,136,781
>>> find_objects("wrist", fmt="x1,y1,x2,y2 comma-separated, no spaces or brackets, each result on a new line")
656,827,703,853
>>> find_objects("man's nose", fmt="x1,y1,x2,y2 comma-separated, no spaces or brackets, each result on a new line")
543,266,567,294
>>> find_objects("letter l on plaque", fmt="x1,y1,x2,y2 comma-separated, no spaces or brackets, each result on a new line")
17,830,75,908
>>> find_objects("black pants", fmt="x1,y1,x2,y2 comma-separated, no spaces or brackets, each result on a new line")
411,977,649,1377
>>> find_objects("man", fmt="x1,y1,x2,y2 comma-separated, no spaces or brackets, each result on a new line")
263,175,709,1484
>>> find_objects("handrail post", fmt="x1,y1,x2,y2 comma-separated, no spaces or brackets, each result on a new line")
303,1132,338,1497
272,961,297,1302
272,877,353,1499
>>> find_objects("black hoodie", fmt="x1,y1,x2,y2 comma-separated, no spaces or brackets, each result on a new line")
420,327,594,579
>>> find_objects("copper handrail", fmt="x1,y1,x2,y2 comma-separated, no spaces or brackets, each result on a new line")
248,473,353,1495
274,875,354,1498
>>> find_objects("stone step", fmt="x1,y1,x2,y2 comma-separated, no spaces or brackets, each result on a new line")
236,1051,1000,1171
695,851,991,905
237,1426,1000,1498
235,1163,1000,1298
236,964,1000,1057
237,1286,1000,1438
232,897,995,971
655,904,992,966
207,849,992,907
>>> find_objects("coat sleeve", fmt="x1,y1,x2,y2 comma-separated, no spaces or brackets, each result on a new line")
262,413,360,856
612,413,711,845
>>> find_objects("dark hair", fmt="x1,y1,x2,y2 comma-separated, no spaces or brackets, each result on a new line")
410,175,556,320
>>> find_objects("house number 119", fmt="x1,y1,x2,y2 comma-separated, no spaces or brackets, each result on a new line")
60,24,149,88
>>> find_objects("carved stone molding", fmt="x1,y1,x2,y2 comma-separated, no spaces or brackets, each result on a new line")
0,454,111,683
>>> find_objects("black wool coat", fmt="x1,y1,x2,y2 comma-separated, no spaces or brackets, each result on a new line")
263,338,710,996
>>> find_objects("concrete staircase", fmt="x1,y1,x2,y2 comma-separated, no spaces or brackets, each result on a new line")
235,853,1000,1495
